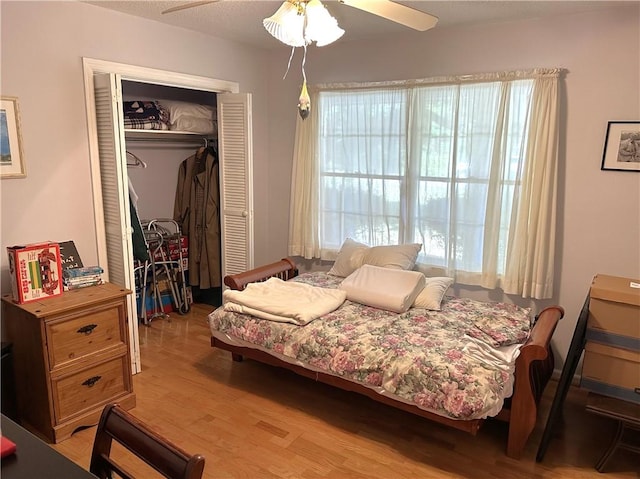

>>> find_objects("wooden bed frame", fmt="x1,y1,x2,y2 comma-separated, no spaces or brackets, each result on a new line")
212,258,564,458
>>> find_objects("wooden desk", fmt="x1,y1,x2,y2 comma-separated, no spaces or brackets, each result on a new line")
585,392,640,472
1,414,97,479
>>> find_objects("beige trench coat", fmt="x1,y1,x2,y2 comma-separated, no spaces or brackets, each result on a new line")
173,148,221,289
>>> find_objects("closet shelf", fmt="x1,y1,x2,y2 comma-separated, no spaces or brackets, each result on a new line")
124,129,214,143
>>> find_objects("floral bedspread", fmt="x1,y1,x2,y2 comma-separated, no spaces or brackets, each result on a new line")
208,272,533,420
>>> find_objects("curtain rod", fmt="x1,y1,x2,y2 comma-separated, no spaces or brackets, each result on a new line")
312,67,566,92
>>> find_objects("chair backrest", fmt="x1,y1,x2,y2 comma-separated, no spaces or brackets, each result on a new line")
90,404,205,479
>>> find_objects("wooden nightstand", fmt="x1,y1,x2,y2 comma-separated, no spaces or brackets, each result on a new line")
1,283,136,443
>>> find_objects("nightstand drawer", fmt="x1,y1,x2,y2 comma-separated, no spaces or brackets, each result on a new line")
46,302,126,369
53,355,130,422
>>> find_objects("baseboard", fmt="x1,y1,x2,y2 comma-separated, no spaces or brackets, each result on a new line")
551,368,581,386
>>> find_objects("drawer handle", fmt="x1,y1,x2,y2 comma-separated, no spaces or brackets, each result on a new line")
82,376,102,388
77,324,98,335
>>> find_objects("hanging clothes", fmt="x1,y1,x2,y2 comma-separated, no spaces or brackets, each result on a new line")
128,178,149,263
174,146,221,289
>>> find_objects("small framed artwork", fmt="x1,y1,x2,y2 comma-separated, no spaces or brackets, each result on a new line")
1,97,26,179
601,121,640,172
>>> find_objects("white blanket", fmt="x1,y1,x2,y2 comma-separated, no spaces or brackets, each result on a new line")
340,264,426,313
223,277,346,325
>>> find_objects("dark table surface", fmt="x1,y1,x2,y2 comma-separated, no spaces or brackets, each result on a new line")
1,414,97,479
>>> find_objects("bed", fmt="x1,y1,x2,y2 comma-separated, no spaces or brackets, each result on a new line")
207,257,564,458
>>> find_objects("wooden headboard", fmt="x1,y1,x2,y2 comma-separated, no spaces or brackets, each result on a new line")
223,258,298,291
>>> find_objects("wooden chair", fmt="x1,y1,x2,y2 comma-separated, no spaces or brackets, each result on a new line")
90,404,205,479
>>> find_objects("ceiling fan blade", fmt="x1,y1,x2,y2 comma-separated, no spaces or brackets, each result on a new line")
340,0,438,31
161,1,218,15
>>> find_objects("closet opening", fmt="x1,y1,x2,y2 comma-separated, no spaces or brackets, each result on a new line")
122,81,223,325
83,57,255,374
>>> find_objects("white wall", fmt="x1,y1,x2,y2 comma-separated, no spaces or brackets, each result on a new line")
264,6,640,365
0,1,272,290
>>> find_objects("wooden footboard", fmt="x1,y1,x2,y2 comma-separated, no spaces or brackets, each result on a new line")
215,258,564,459
494,305,564,458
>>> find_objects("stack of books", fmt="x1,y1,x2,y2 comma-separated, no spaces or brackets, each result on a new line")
63,266,104,291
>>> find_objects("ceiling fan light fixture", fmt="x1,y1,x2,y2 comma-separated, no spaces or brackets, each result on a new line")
264,0,344,120
263,0,343,47
304,0,345,47
263,1,306,47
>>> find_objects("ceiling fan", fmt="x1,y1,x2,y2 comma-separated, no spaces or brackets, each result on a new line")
161,0,439,32
162,0,438,119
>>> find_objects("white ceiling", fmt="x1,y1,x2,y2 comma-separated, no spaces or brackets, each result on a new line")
86,0,629,49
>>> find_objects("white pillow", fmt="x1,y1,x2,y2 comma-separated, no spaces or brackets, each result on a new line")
340,265,426,313
160,100,216,120
413,276,454,310
171,116,217,134
362,243,422,271
328,239,369,277
328,239,422,277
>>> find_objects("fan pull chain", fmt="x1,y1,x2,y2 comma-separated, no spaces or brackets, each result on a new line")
301,44,307,83
298,44,310,119
283,46,296,80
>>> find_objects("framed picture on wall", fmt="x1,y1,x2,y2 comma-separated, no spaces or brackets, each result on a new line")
601,121,640,172
1,97,26,179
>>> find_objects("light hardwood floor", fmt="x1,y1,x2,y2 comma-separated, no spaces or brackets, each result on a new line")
53,304,639,478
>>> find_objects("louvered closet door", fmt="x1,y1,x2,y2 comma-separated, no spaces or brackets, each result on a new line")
93,73,140,370
218,93,254,278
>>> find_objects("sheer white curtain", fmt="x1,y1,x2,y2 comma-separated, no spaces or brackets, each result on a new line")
502,73,560,298
289,69,561,299
288,88,321,258
317,87,408,257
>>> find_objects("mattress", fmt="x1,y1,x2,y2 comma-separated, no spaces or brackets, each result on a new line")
208,272,533,420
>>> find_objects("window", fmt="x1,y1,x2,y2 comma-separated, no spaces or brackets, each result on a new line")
317,80,533,279
289,69,560,298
